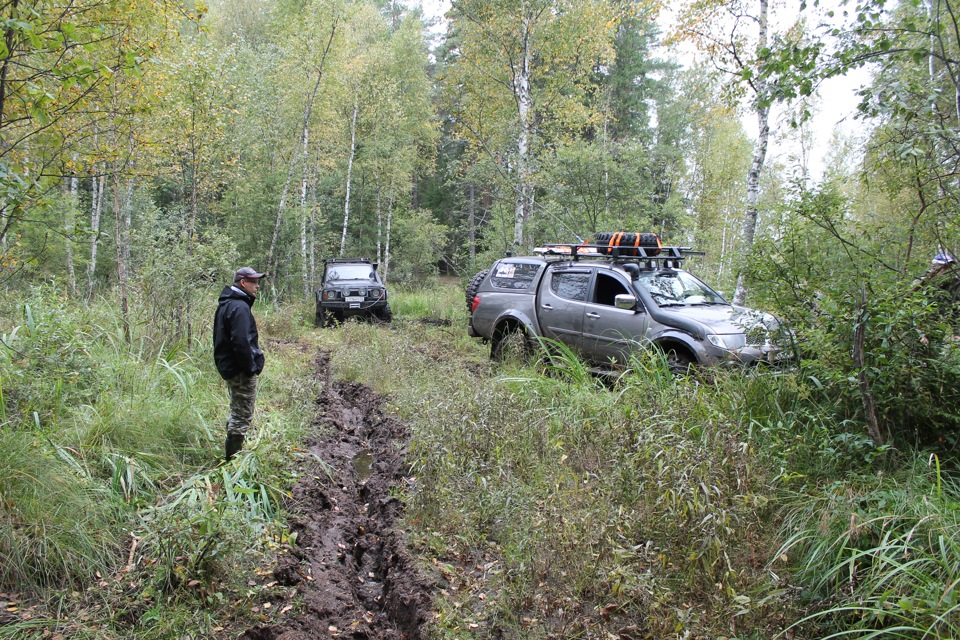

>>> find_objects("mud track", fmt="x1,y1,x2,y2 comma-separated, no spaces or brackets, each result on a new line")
242,350,431,640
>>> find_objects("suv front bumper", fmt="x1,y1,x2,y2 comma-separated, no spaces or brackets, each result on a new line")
321,299,389,317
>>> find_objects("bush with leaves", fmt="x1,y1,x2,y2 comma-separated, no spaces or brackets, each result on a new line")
746,185,960,447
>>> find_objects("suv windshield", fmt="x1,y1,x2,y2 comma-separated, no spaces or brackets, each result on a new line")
326,265,376,281
635,269,727,307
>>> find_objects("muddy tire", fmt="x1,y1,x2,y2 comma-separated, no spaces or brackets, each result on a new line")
665,347,695,376
465,269,489,312
491,321,532,362
374,304,393,323
316,305,331,328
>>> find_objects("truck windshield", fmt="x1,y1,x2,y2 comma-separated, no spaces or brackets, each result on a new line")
326,265,375,281
635,269,727,307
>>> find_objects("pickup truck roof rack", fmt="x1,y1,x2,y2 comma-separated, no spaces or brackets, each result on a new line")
533,243,702,270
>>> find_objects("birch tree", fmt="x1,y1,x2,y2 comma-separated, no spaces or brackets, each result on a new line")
443,0,618,248
0,0,175,278
673,0,804,304
267,1,342,277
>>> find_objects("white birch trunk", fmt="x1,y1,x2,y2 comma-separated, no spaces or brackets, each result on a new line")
267,19,338,278
375,182,383,265
513,18,534,248
732,0,769,307
66,169,78,296
87,168,104,298
300,126,310,298
340,97,358,257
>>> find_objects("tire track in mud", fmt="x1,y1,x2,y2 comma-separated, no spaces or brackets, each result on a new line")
242,350,431,640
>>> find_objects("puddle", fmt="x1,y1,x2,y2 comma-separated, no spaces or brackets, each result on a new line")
354,448,373,481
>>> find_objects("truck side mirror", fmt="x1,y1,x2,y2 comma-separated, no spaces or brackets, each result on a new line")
615,294,638,310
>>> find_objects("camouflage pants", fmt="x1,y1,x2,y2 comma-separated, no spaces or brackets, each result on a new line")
225,373,258,436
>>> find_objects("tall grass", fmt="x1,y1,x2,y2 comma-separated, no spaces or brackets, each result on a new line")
327,283,957,638
776,456,960,639
0,285,316,637
390,285,463,322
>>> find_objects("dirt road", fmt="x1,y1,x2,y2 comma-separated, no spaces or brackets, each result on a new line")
242,350,432,639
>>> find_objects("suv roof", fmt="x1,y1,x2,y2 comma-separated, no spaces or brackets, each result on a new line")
325,257,374,265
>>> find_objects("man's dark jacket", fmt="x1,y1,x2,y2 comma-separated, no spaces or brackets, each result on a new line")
213,285,265,380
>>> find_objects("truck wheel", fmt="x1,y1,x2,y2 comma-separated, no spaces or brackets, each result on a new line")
491,322,531,362
318,308,337,328
374,304,393,323
665,348,695,376
465,269,489,312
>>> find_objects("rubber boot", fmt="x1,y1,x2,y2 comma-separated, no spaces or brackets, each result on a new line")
225,433,245,462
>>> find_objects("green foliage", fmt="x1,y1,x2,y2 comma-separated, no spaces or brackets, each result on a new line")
777,456,960,639
0,428,125,592
388,208,449,284
0,284,312,615
138,433,296,595
747,183,960,446
327,291,798,638
0,288,104,428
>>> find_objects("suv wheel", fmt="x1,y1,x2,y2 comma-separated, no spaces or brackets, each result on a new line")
491,322,531,362
374,304,393,323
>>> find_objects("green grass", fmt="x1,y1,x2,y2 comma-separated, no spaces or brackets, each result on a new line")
1,280,957,639
0,286,317,638
389,282,467,323
326,301,799,638
776,456,960,639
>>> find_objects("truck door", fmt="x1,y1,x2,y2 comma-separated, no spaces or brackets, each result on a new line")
582,271,650,364
538,268,593,352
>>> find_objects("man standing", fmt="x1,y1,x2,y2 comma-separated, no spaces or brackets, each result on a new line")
213,267,266,461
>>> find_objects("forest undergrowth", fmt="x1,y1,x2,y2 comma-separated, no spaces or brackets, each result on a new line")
0,282,958,638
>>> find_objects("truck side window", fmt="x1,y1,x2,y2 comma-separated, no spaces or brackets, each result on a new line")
551,271,591,301
594,272,629,306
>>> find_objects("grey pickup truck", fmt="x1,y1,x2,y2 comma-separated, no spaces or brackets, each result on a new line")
466,236,793,370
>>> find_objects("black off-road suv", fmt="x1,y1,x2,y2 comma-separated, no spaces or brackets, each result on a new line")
316,258,392,327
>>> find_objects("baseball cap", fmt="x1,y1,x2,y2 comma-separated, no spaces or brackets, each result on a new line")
235,267,266,281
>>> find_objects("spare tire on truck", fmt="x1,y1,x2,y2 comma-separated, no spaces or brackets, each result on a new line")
465,269,489,312
591,232,661,256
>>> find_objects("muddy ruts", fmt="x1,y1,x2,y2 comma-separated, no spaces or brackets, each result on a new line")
241,350,431,640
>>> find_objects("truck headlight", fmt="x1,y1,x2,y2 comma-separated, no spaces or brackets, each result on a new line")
708,333,745,350
322,290,340,300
